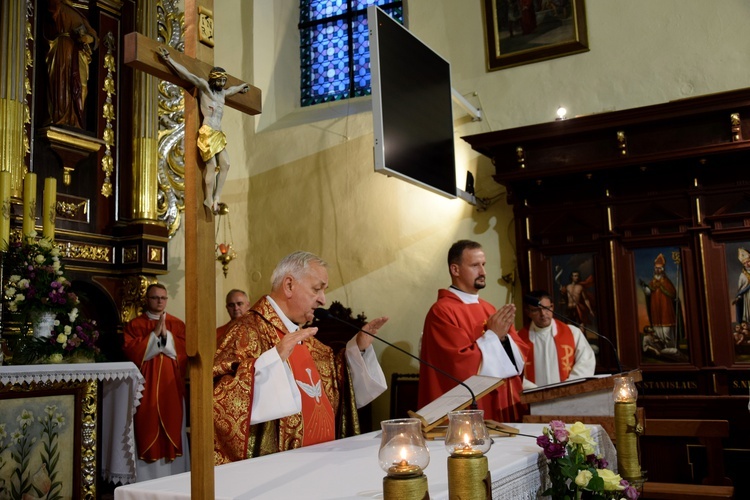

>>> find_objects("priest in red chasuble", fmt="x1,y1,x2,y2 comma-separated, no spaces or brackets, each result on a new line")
419,240,529,422
123,283,189,480
213,251,388,464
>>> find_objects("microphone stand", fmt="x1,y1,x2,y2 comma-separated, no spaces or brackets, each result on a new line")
313,308,478,408
526,298,624,374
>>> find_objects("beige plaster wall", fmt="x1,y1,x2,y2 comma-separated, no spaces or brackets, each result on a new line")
160,0,750,428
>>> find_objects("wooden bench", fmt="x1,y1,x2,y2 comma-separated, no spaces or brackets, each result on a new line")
639,419,734,500
641,482,734,499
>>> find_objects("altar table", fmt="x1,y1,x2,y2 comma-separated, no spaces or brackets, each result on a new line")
115,423,616,499
0,362,145,485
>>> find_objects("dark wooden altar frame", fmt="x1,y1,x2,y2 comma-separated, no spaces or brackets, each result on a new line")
0,379,96,499
463,87,750,491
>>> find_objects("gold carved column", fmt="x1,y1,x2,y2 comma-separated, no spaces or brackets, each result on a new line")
0,0,30,197
131,0,160,223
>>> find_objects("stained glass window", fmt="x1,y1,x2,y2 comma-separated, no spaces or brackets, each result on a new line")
299,1,404,107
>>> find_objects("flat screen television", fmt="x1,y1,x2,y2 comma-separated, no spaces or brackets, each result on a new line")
368,5,457,199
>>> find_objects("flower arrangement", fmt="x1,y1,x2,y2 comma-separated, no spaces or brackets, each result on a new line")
12,307,102,364
3,236,78,320
537,420,639,500
3,235,103,364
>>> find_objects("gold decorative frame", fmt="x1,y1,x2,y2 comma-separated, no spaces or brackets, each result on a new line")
0,379,97,499
483,0,589,71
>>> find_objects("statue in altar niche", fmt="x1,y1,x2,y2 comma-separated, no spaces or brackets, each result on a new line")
43,0,98,129
158,47,249,213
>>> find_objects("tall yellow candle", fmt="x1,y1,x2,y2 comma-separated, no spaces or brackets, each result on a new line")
42,177,57,240
22,172,37,238
0,171,10,250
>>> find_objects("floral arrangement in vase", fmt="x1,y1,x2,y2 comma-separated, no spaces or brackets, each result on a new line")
537,420,639,500
3,235,102,364
4,236,78,320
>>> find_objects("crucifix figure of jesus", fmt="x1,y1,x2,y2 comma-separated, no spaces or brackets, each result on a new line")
158,47,248,213
124,27,261,498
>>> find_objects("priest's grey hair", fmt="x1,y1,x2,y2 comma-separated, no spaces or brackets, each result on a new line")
271,251,327,291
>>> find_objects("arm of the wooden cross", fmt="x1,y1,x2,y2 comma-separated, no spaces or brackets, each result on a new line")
123,32,261,116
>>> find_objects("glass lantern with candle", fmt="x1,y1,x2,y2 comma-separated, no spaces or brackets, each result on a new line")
445,409,492,499
613,376,644,484
379,418,429,499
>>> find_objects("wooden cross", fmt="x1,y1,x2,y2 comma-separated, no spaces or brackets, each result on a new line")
124,2,261,498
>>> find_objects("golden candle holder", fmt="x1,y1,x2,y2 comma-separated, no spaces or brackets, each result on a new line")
613,376,643,484
379,418,430,500
445,410,492,500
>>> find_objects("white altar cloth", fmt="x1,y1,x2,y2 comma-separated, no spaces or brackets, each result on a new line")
0,361,145,485
114,423,616,500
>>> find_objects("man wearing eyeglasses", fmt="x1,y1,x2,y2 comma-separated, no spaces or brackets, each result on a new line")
123,283,189,480
517,290,596,389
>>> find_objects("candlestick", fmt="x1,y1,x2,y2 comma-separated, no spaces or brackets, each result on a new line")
613,376,643,484
0,171,10,249
445,410,492,499
379,419,429,500
42,177,57,240
22,172,37,238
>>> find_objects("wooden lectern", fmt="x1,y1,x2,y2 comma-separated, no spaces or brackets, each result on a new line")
521,370,642,440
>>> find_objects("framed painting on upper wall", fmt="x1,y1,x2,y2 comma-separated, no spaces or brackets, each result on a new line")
483,0,589,71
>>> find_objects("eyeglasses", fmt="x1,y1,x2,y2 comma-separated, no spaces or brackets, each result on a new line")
147,296,168,301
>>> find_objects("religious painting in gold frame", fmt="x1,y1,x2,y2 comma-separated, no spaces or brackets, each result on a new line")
0,379,96,499
483,0,589,71
632,246,690,364
724,240,750,362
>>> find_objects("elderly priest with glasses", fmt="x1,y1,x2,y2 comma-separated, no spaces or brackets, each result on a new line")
213,251,389,464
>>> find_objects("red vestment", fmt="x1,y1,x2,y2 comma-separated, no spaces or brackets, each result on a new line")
418,290,528,422
648,275,677,327
122,313,187,463
213,296,357,464
517,319,576,384
216,320,232,340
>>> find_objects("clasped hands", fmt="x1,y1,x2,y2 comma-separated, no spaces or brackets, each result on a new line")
485,304,516,341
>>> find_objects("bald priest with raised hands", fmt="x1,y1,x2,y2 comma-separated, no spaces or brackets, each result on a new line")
212,251,388,464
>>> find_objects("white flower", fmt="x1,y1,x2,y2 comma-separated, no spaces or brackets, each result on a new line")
5,287,15,296
54,320,60,326
63,325,72,335
35,254,45,264
38,238,52,250
14,294,25,302
18,279,29,288
50,247,60,257
17,409,34,428
9,274,20,282
68,308,78,322
52,260,60,271
7,302,17,312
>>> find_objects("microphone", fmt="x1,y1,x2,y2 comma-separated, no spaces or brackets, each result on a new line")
312,308,478,409
523,295,623,374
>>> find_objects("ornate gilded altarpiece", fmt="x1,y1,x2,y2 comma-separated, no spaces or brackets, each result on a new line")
0,0,188,357
0,1,186,494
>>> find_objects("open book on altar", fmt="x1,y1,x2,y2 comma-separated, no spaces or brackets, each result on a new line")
407,375,505,433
